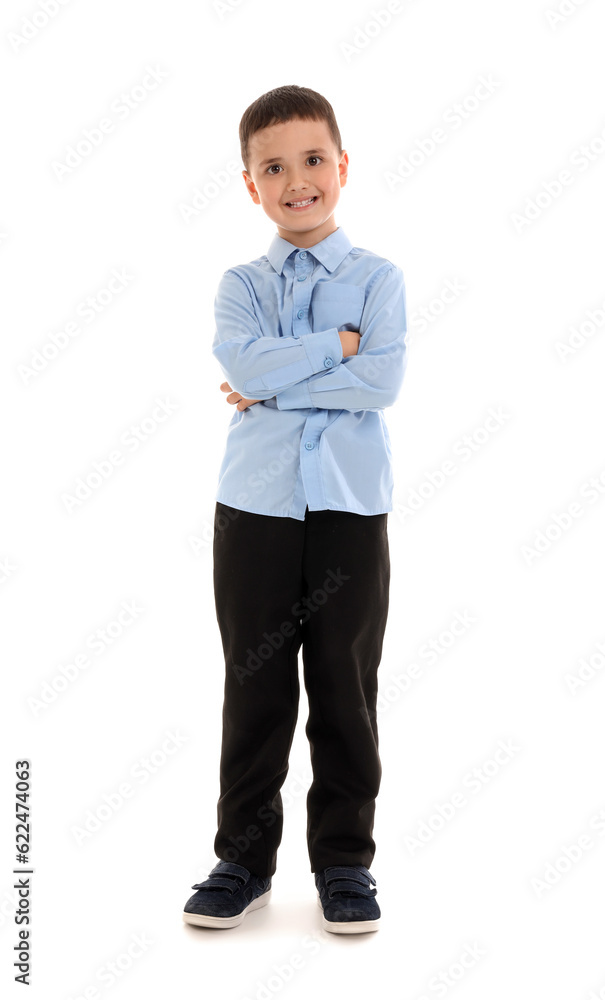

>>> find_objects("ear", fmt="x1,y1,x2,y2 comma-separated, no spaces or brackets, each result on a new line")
338,150,349,188
242,170,261,205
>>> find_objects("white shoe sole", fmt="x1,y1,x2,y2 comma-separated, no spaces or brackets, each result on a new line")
316,890,380,934
183,888,271,929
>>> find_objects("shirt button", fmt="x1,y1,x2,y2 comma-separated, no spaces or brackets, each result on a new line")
324,357,333,367
305,441,314,450
300,251,307,259
297,309,304,319
297,275,306,281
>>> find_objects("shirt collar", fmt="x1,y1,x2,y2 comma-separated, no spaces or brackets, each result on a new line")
266,226,353,276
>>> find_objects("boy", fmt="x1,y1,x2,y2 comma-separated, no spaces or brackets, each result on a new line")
183,85,407,935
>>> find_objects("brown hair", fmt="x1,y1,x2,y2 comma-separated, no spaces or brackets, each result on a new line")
239,84,343,174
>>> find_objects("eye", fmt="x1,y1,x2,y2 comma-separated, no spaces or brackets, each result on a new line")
265,156,323,175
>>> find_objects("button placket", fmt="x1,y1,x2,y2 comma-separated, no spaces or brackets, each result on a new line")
292,250,313,336
290,250,324,506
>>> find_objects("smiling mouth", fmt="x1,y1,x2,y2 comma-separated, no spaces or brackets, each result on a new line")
285,196,318,209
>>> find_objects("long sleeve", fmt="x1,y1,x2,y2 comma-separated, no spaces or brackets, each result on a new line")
275,264,407,412
212,269,344,400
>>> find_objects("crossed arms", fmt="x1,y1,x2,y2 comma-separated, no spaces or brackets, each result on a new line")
212,263,407,413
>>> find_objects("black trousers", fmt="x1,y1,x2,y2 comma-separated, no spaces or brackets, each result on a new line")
212,500,390,878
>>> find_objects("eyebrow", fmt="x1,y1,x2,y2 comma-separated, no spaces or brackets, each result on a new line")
257,148,329,168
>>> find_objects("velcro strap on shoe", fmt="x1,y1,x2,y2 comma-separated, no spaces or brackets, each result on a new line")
190,875,243,893
327,878,376,899
323,865,377,899
211,861,251,882
190,861,252,894
324,866,376,887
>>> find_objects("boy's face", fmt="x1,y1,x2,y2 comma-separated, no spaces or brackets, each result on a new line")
242,117,348,248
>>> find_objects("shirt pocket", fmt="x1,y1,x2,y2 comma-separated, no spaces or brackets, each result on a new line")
310,282,365,333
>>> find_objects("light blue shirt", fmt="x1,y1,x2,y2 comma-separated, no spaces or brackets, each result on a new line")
212,226,407,520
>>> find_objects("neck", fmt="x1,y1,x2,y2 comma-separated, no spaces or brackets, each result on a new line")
277,219,338,249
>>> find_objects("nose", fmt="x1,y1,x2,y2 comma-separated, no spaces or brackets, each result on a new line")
287,170,310,191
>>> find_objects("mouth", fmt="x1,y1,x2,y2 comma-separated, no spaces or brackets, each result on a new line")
284,196,318,211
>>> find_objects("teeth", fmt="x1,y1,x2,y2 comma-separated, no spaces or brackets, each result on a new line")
288,197,315,207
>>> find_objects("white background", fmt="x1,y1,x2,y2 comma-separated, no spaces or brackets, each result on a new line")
2,0,605,997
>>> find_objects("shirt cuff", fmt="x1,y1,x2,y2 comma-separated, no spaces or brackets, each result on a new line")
276,380,314,409
299,327,343,374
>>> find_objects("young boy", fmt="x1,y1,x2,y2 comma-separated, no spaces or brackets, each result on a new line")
183,85,407,935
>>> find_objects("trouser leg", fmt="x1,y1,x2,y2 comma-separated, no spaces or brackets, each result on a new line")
299,508,390,873
212,502,304,879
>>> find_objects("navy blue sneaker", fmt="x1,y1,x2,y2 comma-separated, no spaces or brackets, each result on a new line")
315,864,380,934
183,861,272,929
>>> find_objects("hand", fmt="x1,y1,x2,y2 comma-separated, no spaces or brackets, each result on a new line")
220,381,263,410
338,328,361,358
